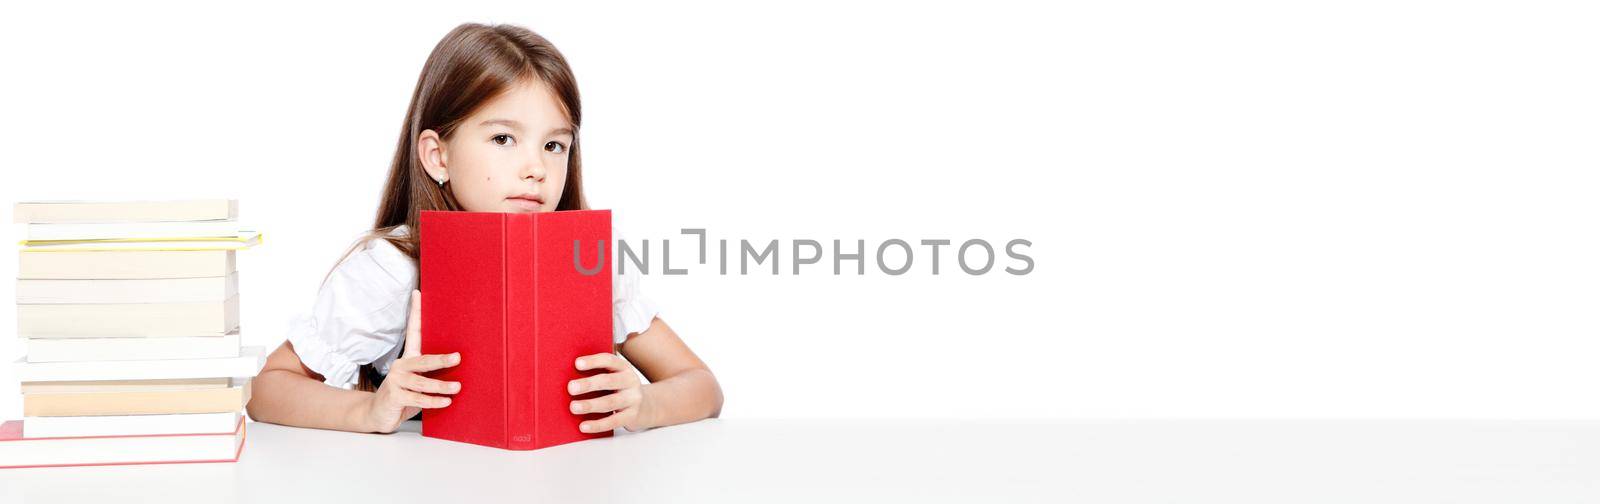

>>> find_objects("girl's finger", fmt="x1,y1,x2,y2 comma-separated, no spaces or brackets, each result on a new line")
406,352,461,373
570,389,638,415
579,409,629,434
568,371,636,395
574,352,626,372
393,388,452,409
400,373,461,395
404,290,423,358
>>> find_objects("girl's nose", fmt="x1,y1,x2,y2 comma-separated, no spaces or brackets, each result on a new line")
526,157,546,182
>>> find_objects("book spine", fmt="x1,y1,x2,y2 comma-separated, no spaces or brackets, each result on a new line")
505,213,539,450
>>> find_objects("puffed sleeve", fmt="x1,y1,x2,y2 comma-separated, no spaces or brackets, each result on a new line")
612,232,660,344
285,232,418,389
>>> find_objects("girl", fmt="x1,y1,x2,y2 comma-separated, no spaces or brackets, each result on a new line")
246,23,723,435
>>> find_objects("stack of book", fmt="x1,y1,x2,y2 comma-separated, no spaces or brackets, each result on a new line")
1,199,265,469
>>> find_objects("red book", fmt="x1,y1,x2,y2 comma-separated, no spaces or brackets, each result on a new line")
419,210,614,450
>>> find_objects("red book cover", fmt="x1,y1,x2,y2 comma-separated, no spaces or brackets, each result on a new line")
419,210,614,450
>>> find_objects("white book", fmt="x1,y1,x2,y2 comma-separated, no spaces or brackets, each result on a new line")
18,249,236,280
13,199,237,224
17,273,238,304
0,418,245,468
25,333,242,363
17,296,239,338
14,346,265,382
23,412,242,439
24,380,250,416
21,378,231,394
20,232,262,252
25,221,249,242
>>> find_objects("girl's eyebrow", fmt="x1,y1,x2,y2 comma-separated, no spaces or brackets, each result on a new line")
479,118,523,130
547,127,574,138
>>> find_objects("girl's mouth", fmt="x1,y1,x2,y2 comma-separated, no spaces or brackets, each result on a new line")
506,194,545,212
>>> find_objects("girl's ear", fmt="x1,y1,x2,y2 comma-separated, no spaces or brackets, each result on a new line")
417,129,449,184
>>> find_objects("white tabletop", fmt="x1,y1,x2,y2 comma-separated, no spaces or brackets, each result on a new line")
1,418,1596,503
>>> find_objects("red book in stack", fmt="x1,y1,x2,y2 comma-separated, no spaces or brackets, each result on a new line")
0,418,246,469
418,210,614,450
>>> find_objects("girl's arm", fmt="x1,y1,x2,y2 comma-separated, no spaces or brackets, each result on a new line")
247,292,460,433
569,317,723,433
247,341,379,432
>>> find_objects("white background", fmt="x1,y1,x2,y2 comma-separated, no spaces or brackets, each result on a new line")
0,0,1596,421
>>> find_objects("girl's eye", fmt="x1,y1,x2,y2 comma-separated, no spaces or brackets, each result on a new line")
492,134,516,146
544,141,567,154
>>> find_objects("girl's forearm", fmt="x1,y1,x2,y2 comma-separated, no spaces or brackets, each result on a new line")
638,368,723,430
247,368,375,433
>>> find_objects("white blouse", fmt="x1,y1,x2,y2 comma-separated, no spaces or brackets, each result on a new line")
287,225,659,390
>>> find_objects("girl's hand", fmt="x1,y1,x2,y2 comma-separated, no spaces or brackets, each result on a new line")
569,353,650,433
363,290,461,433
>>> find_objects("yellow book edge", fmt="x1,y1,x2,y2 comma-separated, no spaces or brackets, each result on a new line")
18,233,265,252
20,231,260,245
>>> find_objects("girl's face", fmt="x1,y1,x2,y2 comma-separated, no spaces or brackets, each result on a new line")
420,78,574,213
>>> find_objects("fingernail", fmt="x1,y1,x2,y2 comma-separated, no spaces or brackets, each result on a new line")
571,402,585,414
441,398,452,406
579,422,592,433
568,380,581,394
449,382,461,392
574,358,585,368
450,353,461,363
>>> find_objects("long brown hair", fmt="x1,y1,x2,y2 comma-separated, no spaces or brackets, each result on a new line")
355,23,587,391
